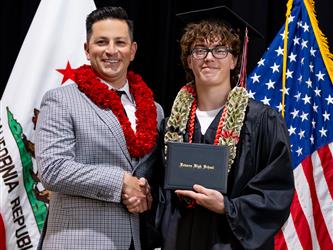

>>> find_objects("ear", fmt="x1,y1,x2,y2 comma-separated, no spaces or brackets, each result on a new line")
84,42,90,61
187,56,193,70
130,42,138,61
230,56,238,70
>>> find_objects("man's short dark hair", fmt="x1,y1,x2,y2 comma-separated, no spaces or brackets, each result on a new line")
86,6,134,41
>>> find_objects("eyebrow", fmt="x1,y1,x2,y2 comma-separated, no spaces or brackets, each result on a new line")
93,35,129,40
93,36,109,41
193,43,224,48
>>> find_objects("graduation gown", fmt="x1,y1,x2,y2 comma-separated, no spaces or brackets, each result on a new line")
161,99,294,250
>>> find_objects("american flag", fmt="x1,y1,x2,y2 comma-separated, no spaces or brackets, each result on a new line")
247,0,333,249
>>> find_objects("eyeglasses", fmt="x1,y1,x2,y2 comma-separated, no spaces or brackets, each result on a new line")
190,46,233,60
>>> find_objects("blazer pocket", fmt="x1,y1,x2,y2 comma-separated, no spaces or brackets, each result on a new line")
61,194,107,208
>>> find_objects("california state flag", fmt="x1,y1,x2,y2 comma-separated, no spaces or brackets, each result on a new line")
0,1,96,249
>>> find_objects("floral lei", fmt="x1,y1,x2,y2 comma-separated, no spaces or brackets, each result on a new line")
164,82,249,173
73,64,157,158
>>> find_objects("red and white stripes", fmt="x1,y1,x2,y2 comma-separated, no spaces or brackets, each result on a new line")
275,142,333,250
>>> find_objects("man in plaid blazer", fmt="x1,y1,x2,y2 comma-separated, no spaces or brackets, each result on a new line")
36,6,164,250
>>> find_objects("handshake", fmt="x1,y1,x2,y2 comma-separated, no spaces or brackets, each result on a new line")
121,172,153,214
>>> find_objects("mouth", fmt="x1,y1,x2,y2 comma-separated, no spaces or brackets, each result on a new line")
102,58,121,64
202,66,218,71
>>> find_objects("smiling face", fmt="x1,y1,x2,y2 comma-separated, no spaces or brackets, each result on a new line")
84,18,137,88
187,39,237,88
180,21,241,88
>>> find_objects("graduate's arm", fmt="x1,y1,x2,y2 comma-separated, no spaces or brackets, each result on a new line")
224,106,294,249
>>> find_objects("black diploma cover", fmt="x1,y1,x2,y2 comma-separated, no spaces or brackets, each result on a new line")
165,142,229,193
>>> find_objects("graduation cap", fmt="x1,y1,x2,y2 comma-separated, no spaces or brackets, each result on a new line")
176,5,263,87
176,6,263,39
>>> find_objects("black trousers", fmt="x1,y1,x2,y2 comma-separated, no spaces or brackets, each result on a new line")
129,239,135,250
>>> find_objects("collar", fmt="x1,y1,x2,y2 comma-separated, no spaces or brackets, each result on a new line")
100,78,134,103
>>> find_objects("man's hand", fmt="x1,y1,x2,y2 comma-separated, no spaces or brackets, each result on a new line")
175,184,225,214
122,173,152,213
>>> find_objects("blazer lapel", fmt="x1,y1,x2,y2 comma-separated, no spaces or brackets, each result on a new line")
79,91,133,165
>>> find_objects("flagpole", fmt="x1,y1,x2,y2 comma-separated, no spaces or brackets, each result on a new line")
281,0,294,118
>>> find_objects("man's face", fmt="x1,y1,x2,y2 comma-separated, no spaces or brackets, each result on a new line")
85,18,137,87
187,39,237,88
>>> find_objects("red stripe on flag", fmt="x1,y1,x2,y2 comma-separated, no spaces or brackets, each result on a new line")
302,156,333,249
0,213,6,250
274,228,287,250
290,190,313,250
317,144,333,198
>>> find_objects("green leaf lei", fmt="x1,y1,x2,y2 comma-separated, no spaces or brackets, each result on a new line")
164,83,249,173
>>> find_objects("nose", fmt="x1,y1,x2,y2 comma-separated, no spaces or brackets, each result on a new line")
105,42,118,54
204,50,214,60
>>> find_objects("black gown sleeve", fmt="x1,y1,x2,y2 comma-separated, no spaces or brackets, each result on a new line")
224,101,294,249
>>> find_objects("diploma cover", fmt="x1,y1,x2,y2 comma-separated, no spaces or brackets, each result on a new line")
165,142,229,193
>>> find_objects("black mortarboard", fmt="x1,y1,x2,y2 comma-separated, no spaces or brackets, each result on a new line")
176,5,263,39
176,5,263,87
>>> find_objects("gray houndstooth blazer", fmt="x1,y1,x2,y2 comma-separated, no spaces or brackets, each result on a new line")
35,83,164,250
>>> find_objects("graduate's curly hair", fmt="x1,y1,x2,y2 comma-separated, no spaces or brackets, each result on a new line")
180,20,241,88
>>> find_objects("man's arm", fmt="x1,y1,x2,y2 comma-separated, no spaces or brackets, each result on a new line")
36,88,128,203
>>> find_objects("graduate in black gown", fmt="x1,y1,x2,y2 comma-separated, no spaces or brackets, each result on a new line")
161,6,294,250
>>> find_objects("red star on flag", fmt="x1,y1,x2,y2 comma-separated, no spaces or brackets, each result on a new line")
56,61,75,84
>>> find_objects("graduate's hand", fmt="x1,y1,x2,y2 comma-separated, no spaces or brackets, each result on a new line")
175,184,225,214
138,177,153,210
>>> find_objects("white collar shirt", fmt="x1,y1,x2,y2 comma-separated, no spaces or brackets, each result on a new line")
101,79,137,132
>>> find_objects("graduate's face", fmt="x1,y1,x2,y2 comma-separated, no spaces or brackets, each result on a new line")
187,39,237,88
85,18,137,87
